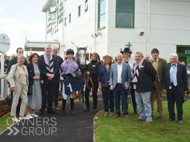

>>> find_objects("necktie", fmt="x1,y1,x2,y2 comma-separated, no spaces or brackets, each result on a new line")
172,65,177,86
48,56,50,65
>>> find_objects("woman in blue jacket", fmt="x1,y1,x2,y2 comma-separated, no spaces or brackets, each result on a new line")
98,54,114,116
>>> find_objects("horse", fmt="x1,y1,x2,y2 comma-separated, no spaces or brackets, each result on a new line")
75,46,88,106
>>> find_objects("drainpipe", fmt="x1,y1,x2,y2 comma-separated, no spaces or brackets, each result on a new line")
147,0,150,55
94,0,97,53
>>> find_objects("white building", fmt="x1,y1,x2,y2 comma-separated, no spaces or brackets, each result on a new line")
31,0,190,64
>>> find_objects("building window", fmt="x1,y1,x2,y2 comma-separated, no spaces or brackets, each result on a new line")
69,14,71,23
50,12,56,20
78,6,81,17
51,0,56,7
116,0,135,28
65,17,67,26
98,0,106,30
85,0,88,11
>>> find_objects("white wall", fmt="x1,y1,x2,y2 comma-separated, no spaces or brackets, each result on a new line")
44,0,190,61
108,0,190,62
63,0,108,58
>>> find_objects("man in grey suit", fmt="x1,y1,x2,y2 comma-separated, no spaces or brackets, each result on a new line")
110,53,131,119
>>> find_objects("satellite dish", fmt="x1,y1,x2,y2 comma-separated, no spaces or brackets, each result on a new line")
0,33,10,52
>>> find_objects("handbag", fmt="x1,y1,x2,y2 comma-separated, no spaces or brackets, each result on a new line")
28,83,33,96
27,70,33,96
183,92,189,103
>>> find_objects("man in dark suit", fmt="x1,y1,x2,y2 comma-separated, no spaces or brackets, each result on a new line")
39,45,59,114
163,53,188,124
7,47,27,116
52,46,63,111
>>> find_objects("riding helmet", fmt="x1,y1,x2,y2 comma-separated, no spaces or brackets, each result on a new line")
66,49,74,55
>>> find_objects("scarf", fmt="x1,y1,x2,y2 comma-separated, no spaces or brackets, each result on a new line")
131,58,144,84
44,53,54,73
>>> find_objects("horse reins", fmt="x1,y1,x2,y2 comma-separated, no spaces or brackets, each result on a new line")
83,72,94,89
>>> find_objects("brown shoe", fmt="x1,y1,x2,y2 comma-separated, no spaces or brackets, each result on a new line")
104,112,108,116
113,114,120,118
143,121,153,124
124,115,129,119
134,118,144,121
55,107,60,111
133,112,139,115
166,119,175,122
121,110,124,114
178,120,183,124
44,108,47,111
156,116,162,120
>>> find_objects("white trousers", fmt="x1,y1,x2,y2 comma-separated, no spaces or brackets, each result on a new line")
62,83,74,100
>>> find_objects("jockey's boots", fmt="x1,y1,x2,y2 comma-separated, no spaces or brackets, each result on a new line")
62,99,66,115
70,98,75,115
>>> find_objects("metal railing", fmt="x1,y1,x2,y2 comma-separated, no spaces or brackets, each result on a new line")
0,73,10,100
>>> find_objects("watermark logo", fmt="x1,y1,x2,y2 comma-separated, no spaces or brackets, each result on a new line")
6,117,57,136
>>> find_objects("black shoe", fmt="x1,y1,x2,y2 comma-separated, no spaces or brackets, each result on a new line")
48,110,56,114
70,109,75,115
62,110,66,115
83,108,90,112
92,109,97,113
39,110,44,115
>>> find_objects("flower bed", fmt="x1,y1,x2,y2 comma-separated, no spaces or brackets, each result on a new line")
0,96,12,118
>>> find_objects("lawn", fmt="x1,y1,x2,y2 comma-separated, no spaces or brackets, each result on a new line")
95,101,190,142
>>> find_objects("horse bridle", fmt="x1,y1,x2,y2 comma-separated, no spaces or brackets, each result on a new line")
83,72,94,90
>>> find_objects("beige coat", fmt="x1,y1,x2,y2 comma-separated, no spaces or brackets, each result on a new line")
5,64,29,88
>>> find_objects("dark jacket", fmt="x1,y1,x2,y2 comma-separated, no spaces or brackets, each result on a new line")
163,63,188,95
136,60,157,92
56,55,64,66
38,55,59,85
98,65,111,87
149,58,167,90
86,60,101,82
26,62,42,87
7,56,27,74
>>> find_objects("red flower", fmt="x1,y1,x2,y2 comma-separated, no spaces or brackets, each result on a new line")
188,89,190,92
76,93,80,96
1,112,4,115
74,96,76,99
0,106,1,109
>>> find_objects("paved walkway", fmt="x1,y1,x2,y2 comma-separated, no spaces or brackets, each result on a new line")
0,93,103,142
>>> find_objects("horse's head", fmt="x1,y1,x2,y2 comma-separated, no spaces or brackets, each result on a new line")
76,46,87,65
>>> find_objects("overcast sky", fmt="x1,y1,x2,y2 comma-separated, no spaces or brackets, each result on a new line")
0,0,47,56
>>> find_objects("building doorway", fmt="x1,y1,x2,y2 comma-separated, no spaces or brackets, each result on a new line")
177,45,190,66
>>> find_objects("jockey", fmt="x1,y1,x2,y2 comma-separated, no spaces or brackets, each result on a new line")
60,49,79,115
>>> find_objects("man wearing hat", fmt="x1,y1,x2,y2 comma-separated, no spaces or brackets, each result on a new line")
98,54,114,116
121,48,139,114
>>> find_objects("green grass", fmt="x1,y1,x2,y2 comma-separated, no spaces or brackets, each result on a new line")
95,101,190,142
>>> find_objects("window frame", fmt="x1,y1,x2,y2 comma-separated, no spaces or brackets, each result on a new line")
78,5,81,17
85,0,88,12
65,17,67,26
98,0,106,30
115,0,135,28
69,14,71,23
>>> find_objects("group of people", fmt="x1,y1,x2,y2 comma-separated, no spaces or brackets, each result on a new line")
4,45,188,125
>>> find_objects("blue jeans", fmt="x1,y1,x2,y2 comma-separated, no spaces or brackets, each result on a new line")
135,91,152,122
102,86,114,113
113,84,128,115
